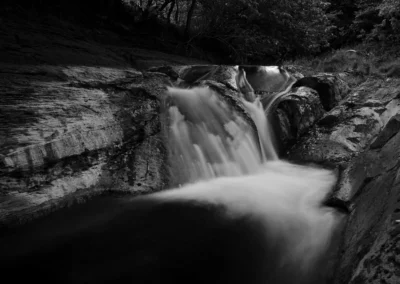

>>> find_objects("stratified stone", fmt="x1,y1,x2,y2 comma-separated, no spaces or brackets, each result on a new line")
0,64,170,226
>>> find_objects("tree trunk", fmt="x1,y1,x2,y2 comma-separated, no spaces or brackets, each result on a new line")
174,0,180,24
145,0,154,12
158,0,171,13
184,0,197,39
167,0,176,23
143,0,154,19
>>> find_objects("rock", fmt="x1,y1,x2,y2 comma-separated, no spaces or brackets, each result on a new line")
146,66,179,80
288,79,395,168
175,65,239,91
175,65,303,94
334,118,400,284
348,206,400,284
0,64,262,227
238,65,296,92
284,65,307,79
0,64,171,227
272,87,325,153
370,113,400,149
292,73,351,111
177,65,219,83
265,73,350,156
287,78,400,284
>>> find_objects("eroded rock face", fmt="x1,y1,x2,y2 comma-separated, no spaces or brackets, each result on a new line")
335,115,400,284
0,64,171,226
273,87,325,153
292,73,351,111
287,78,400,284
288,79,400,168
262,72,350,154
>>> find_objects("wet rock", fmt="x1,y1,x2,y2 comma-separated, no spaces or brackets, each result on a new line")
0,64,262,227
370,113,400,149
174,64,303,94
147,66,179,80
334,119,400,284
0,64,170,226
292,73,351,111
287,80,397,167
348,191,400,284
263,73,350,154
287,78,400,284
283,65,306,79
175,65,239,91
273,87,325,152
177,65,218,83
238,65,296,92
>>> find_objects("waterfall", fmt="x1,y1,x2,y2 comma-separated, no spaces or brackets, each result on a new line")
0,68,342,284
166,86,280,185
163,82,341,282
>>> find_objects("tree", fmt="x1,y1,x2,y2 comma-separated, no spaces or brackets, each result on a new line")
350,0,400,43
184,0,197,39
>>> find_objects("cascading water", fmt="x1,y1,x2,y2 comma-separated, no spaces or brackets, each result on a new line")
164,79,342,282
0,67,342,284
166,86,279,185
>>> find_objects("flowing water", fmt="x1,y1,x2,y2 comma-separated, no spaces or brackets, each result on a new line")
164,84,341,280
166,86,279,185
0,72,342,284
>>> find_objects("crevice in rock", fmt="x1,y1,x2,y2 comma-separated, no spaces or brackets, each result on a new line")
292,76,333,111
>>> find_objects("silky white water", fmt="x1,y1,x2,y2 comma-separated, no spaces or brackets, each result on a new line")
166,86,277,185
164,81,341,279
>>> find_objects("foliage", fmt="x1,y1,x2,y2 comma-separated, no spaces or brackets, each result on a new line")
326,0,358,47
126,0,334,63
374,0,400,42
352,0,400,43
5,0,400,63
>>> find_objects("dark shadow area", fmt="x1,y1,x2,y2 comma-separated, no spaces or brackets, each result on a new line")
292,77,333,111
0,0,210,68
0,192,341,284
0,194,303,284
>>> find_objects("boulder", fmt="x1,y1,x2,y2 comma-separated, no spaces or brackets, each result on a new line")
272,87,325,153
287,79,399,168
292,73,351,111
334,115,400,284
268,73,351,154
